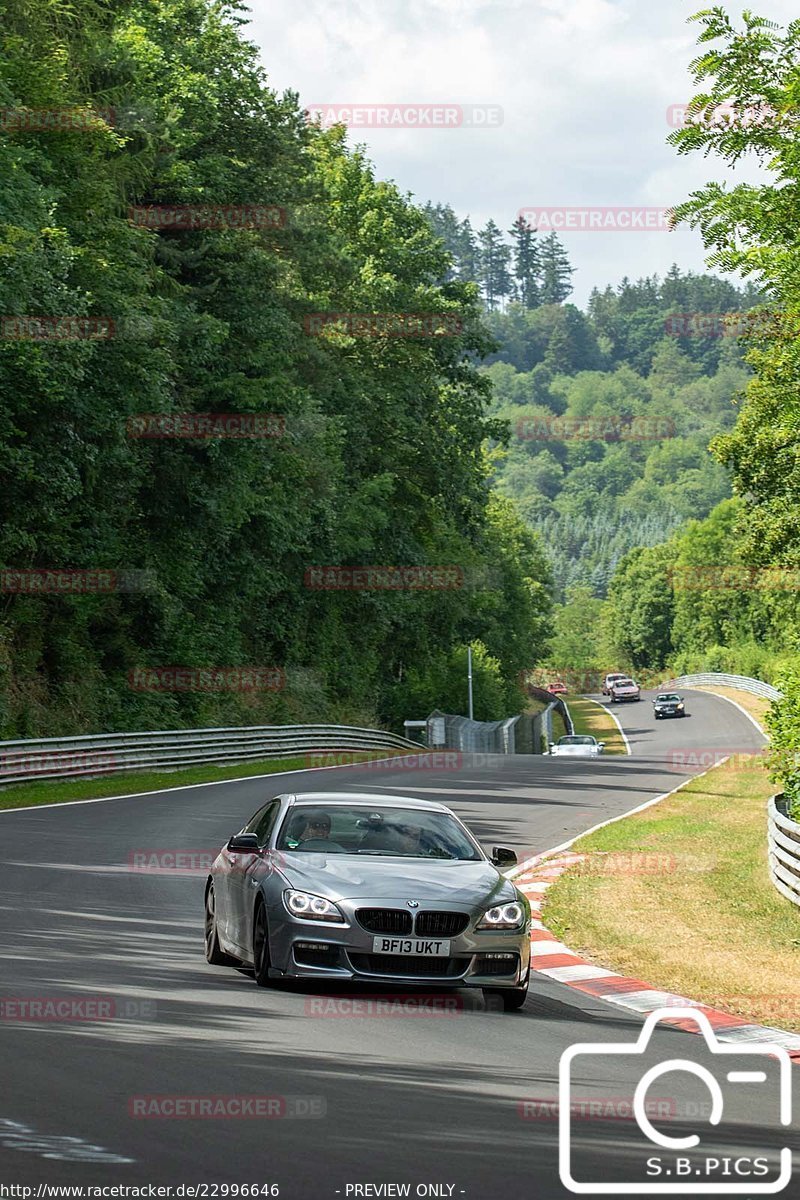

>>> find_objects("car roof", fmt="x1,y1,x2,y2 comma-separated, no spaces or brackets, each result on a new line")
286,792,450,813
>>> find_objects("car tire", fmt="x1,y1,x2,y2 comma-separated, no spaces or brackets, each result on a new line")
253,900,276,988
483,981,529,1012
204,882,238,966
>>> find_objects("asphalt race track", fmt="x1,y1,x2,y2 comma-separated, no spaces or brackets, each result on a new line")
2,690,794,1198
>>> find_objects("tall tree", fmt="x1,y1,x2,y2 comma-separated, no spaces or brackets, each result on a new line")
477,219,513,311
509,215,540,308
538,233,575,304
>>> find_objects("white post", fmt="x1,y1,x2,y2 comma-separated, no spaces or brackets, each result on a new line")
467,645,474,720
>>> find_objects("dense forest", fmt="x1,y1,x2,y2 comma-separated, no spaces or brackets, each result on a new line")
421,201,760,599
0,0,551,736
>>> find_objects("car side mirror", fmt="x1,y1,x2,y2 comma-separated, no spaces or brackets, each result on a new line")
227,833,261,853
491,846,517,867
597,742,606,751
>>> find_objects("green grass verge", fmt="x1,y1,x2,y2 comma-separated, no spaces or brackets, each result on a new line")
566,695,627,754
543,755,800,1033
0,749,415,812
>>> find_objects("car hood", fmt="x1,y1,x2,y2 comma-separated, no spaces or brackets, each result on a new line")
552,745,597,756
275,853,515,904
614,685,638,693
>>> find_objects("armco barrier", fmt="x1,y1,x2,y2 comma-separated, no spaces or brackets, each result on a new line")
666,672,782,702
0,724,424,788
768,794,800,909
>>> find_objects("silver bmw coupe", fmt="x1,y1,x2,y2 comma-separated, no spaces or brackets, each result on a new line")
204,791,531,1010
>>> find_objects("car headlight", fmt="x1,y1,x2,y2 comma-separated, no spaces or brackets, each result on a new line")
284,890,345,923
477,902,525,930
676,703,684,710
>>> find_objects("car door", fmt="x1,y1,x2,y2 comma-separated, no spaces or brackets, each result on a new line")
227,799,283,954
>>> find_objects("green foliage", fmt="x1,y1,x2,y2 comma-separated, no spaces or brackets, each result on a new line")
765,661,800,818
0,0,551,736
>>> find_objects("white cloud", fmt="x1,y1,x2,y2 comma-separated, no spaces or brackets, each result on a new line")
246,0,798,302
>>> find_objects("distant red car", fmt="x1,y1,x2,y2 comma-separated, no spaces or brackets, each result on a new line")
547,681,568,695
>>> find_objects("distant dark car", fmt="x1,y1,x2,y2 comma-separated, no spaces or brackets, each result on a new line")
609,678,640,702
653,693,687,719
547,680,568,695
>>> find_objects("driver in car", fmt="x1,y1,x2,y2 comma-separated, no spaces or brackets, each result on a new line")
285,810,332,848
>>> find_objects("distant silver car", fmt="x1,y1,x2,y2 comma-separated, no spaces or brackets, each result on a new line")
204,792,531,1010
602,673,627,696
609,677,640,702
549,734,606,758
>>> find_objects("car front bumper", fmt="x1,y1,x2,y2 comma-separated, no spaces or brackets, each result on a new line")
265,899,531,988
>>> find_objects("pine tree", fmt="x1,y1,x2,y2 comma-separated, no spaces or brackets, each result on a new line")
539,233,575,304
509,215,540,308
477,219,513,311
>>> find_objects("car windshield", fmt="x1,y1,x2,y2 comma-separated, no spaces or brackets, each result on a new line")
657,694,681,702
616,679,634,686
558,736,595,746
275,805,482,860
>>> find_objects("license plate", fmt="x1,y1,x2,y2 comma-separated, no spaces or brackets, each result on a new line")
371,936,451,956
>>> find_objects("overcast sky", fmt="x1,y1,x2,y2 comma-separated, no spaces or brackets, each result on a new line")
245,0,795,306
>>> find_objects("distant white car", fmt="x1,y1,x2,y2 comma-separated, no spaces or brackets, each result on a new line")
602,673,627,696
549,735,606,758
609,678,641,703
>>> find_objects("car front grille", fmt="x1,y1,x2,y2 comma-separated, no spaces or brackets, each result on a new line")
414,911,469,937
349,954,466,978
355,908,413,935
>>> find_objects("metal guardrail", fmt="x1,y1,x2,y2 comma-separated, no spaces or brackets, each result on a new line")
0,724,424,787
666,673,782,702
768,794,800,908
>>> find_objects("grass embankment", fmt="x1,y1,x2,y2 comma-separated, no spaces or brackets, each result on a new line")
566,695,627,755
0,749,417,812
543,753,800,1033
